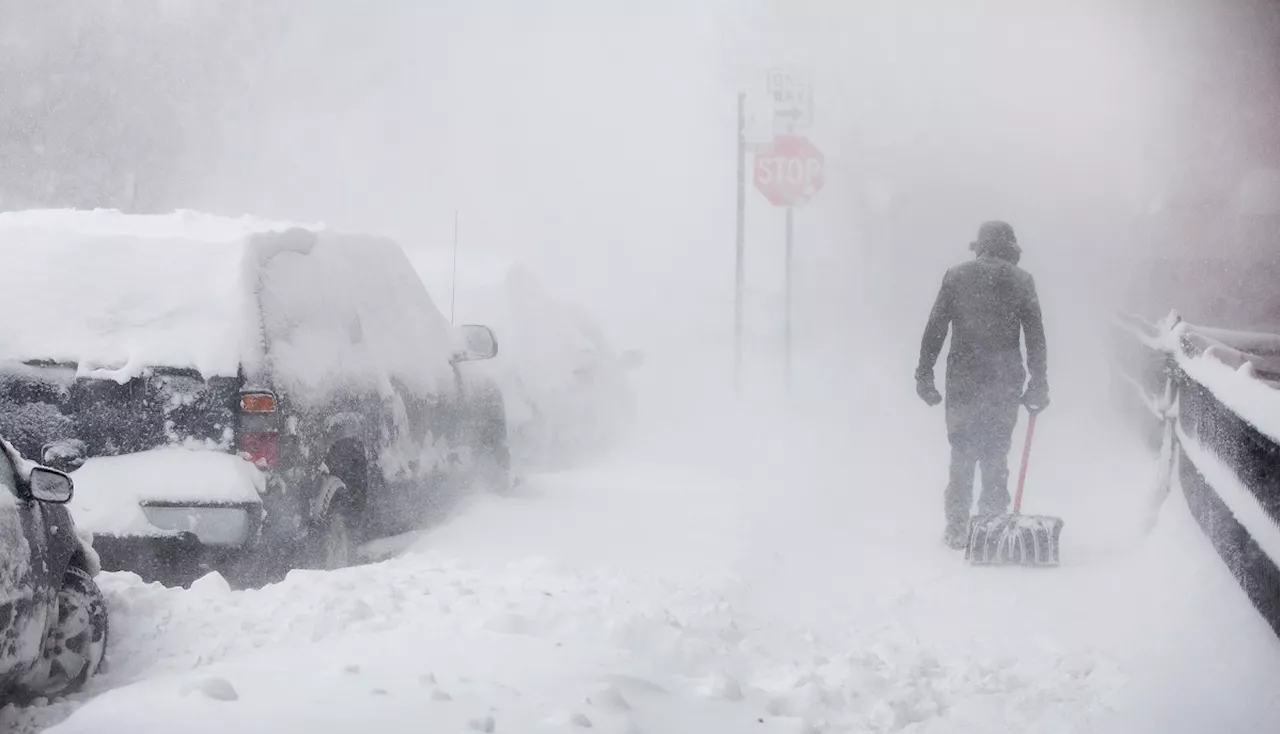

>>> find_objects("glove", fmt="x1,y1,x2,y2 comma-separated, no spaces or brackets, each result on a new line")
916,379,943,407
1022,384,1050,414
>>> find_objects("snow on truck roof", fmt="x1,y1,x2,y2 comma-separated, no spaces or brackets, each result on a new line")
0,209,449,385
0,209,315,380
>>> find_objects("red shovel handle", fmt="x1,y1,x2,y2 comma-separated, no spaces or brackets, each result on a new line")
1012,412,1037,514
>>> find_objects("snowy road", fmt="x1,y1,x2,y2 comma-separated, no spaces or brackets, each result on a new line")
6,356,1280,733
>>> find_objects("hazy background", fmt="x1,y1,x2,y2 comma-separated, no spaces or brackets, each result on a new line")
6,9,1280,730
2,0,1278,403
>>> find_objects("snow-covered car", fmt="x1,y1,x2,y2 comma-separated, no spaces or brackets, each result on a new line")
405,250,640,467
0,437,107,704
0,210,510,587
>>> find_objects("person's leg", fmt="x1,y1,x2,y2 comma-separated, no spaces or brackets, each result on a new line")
946,440,979,527
944,400,979,538
977,391,1021,514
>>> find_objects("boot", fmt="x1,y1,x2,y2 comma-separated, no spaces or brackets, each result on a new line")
942,519,969,550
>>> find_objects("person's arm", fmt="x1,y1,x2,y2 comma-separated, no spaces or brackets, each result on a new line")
916,272,952,385
1021,274,1049,404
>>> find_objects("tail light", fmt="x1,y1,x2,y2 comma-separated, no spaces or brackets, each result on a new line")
239,432,278,467
240,392,277,412
238,391,278,467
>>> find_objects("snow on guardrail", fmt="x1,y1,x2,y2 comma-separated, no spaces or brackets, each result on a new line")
1176,424,1280,565
1121,311,1280,443
1114,310,1280,639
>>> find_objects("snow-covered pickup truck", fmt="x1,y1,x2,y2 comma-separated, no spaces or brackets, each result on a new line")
0,210,510,587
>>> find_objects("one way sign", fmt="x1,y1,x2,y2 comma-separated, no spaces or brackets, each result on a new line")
767,68,813,132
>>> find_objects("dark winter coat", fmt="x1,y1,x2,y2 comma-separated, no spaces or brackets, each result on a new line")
915,252,1048,407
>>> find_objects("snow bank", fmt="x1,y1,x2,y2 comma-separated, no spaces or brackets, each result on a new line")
34,545,1121,734
68,448,263,538
0,209,314,380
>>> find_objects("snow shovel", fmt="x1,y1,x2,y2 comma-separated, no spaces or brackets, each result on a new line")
965,412,1064,566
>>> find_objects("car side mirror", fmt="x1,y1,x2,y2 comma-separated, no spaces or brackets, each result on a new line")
452,325,499,363
29,467,73,504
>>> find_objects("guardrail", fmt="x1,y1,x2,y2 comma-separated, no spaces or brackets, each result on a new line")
1112,313,1280,638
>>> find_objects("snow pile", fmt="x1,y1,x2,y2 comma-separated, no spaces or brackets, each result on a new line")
0,209,311,380
17,544,1119,734
68,448,264,538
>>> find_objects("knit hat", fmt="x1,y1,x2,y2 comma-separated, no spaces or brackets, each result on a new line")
969,220,1021,263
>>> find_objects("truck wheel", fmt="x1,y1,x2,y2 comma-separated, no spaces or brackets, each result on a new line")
311,476,357,570
19,566,109,699
476,419,512,495
477,449,512,495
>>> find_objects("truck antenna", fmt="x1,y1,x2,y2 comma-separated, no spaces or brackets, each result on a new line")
450,209,459,325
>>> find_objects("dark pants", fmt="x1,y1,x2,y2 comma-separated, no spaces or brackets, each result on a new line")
944,385,1021,530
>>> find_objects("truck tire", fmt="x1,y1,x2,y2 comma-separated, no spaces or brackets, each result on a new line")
476,414,512,495
310,476,357,570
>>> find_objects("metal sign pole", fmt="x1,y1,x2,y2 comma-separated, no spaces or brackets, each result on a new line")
784,205,794,387
735,92,747,395
766,69,814,394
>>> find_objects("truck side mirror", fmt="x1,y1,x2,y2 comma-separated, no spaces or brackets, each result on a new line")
452,325,499,362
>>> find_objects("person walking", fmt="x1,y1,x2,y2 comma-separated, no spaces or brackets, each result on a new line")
915,220,1049,549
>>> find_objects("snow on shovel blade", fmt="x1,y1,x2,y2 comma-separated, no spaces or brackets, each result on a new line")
964,513,1064,567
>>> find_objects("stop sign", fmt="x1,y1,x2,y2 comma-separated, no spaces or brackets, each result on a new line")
753,134,825,207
